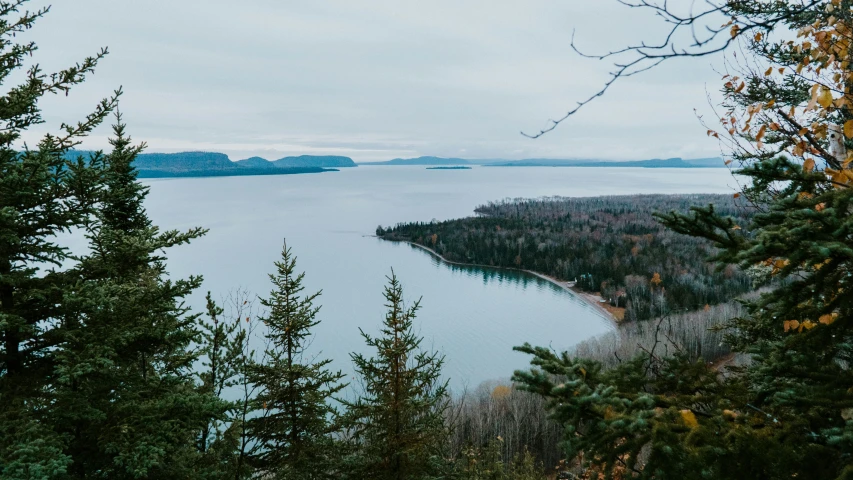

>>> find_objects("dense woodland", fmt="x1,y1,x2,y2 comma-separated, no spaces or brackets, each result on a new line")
378,195,757,321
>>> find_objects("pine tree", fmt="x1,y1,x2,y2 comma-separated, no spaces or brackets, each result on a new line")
514,2,853,478
50,116,224,479
247,241,346,479
195,292,250,479
0,2,118,477
343,272,451,480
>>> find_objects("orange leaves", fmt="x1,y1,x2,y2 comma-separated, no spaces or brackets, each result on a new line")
783,313,837,333
783,319,816,332
804,158,816,172
680,410,699,429
491,385,511,400
650,272,662,286
756,124,768,147
730,24,740,39
825,168,853,187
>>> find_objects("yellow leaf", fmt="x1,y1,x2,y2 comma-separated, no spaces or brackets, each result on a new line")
680,409,699,429
802,320,817,330
578,367,587,379
804,158,816,172
845,120,853,138
818,87,834,108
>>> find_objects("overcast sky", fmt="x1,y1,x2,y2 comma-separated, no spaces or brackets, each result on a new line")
17,1,729,162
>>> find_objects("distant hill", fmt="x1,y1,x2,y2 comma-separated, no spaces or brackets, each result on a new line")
136,167,332,178
271,155,357,168
361,156,471,166
233,156,277,169
360,156,725,168
134,152,235,172
62,151,353,178
486,157,723,168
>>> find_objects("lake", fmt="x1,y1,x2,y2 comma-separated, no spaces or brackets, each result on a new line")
142,165,738,390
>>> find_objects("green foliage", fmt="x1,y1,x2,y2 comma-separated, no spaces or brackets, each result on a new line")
343,272,451,480
50,117,222,479
246,242,346,479
513,2,853,478
195,292,251,479
379,194,756,321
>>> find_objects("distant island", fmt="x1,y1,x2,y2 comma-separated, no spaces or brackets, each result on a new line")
62,150,726,177
65,151,357,178
360,156,472,166
358,156,724,168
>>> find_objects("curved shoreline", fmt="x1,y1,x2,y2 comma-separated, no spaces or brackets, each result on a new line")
382,238,618,324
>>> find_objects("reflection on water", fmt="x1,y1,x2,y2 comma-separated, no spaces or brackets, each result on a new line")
138,165,736,389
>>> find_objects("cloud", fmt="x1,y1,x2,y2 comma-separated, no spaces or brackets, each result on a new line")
16,0,729,161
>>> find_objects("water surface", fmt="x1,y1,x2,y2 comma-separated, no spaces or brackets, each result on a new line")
143,166,738,388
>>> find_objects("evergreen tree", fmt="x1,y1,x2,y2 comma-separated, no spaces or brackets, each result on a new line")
0,2,118,477
51,116,224,478
343,272,451,480
195,292,250,479
514,2,853,478
247,241,346,479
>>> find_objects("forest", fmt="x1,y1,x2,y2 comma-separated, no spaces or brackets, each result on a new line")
378,194,757,321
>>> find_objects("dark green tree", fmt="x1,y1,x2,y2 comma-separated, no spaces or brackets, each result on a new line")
514,1,853,479
343,272,451,480
247,242,346,479
0,2,118,477
50,116,224,479
195,292,251,479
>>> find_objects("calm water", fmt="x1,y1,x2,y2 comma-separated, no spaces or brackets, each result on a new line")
142,166,738,389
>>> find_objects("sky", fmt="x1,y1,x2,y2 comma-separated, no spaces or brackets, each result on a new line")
16,1,731,162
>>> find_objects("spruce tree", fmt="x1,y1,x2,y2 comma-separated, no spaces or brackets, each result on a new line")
0,2,118,477
196,292,250,479
51,116,224,479
246,241,346,479
514,2,853,478
343,272,451,480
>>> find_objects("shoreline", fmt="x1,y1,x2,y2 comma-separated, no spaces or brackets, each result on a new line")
383,238,618,324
